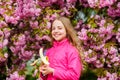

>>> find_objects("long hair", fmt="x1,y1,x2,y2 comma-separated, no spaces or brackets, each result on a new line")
50,16,83,58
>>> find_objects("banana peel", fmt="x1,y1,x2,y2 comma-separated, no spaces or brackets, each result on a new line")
30,59,39,66
30,48,49,66
39,48,49,65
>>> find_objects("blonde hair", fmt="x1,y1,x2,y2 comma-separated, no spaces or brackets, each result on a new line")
51,16,83,58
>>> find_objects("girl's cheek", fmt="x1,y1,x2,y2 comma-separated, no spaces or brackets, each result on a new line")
51,31,54,34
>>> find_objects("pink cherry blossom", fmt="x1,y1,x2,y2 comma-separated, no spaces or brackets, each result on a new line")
6,71,25,80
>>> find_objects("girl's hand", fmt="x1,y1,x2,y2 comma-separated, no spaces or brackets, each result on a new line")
39,64,54,75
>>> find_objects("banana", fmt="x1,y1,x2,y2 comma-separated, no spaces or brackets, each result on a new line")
39,48,49,65
30,59,38,66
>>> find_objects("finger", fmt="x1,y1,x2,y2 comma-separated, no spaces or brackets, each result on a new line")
39,68,43,72
40,65,46,69
39,66,43,71
43,64,49,67
40,69,46,74
41,70,47,75
40,67,47,72
39,66,46,72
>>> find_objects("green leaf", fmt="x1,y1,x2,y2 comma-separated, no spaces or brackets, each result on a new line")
78,11,86,22
92,68,107,77
25,60,35,75
26,75,37,80
71,19,77,26
3,46,8,53
80,68,97,80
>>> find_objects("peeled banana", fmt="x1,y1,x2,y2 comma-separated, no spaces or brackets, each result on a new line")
39,48,49,65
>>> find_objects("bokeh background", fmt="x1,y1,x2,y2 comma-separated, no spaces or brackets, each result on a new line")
0,0,120,80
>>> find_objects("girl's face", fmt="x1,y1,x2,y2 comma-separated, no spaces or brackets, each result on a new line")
52,20,67,41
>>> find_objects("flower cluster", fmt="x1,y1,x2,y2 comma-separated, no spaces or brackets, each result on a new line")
107,2,120,17
76,14,120,79
15,0,41,19
6,71,25,80
80,0,117,8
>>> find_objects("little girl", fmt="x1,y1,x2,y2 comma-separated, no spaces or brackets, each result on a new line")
39,16,83,80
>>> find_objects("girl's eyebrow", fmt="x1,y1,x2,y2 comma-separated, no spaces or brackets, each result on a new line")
52,25,62,28
57,26,61,27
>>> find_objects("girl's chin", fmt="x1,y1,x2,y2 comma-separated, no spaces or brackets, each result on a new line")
54,38,66,41
54,38,62,41
53,36,67,41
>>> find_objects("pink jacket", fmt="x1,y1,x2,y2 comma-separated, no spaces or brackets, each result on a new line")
43,38,82,80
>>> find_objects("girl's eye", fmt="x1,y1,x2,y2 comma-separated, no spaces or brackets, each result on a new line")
52,26,63,30
58,27,62,29
58,26,62,29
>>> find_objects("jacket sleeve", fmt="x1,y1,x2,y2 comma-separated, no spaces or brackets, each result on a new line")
53,49,82,80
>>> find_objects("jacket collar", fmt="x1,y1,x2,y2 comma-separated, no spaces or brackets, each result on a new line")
53,38,69,47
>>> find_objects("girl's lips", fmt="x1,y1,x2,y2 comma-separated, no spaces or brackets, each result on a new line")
53,34,61,37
